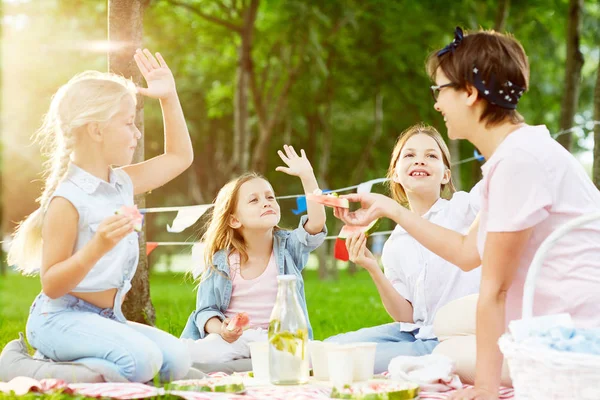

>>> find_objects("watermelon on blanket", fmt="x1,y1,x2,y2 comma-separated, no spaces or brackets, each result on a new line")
115,205,144,232
227,312,250,331
171,376,245,394
334,219,380,261
305,192,350,209
331,379,419,399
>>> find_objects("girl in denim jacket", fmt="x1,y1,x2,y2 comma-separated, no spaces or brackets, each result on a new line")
8,49,193,382
181,145,326,364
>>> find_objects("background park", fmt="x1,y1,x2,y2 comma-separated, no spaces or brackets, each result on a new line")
1,0,599,369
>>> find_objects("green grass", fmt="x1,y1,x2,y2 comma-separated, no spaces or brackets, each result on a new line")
0,270,390,398
0,269,391,354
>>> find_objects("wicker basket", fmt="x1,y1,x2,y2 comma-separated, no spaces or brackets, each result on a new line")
498,212,600,400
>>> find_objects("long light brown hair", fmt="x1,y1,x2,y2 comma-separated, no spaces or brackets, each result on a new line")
201,172,278,280
386,123,456,207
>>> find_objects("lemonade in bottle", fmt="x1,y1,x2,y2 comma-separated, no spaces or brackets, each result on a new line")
268,275,309,385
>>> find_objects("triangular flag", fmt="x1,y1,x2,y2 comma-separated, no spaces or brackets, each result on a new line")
191,242,206,279
166,205,212,233
334,238,349,261
292,196,307,215
146,242,159,256
357,181,373,194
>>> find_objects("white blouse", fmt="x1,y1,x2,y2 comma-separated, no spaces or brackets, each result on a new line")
381,183,482,339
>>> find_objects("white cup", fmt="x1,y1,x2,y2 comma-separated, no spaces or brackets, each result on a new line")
248,341,270,381
327,344,354,387
352,342,377,381
308,340,331,380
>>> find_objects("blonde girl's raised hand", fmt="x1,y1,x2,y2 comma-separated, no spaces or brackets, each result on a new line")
133,49,176,99
276,145,314,180
346,232,379,273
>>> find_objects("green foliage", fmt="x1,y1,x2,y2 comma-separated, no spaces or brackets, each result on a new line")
4,0,599,250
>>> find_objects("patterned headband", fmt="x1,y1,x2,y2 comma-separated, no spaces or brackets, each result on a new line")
437,26,524,109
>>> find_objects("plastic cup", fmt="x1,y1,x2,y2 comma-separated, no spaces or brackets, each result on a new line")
248,341,270,381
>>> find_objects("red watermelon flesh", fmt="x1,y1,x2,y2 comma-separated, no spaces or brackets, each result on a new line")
338,219,379,240
305,193,350,209
334,238,350,261
227,312,250,331
116,205,144,232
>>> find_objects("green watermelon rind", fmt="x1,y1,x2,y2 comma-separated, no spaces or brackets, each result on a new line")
330,380,419,400
338,219,380,240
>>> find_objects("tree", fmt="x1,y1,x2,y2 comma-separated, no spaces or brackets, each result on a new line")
165,0,258,175
557,0,584,151
108,0,155,325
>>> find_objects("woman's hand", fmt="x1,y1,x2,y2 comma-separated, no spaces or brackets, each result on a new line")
334,193,401,226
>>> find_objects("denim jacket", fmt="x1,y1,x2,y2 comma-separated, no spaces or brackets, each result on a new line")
181,215,326,340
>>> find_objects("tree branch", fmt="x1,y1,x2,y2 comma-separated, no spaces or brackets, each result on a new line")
163,0,243,33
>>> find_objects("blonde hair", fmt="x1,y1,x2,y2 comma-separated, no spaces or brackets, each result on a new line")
386,123,456,207
201,172,277,280
8,71,137,274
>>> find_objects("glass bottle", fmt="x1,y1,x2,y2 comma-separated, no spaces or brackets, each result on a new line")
268,275,309,385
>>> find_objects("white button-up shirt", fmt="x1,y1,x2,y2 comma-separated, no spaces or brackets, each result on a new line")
381,184,482,339
48,163,139,322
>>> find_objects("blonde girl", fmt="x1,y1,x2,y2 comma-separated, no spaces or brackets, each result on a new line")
9,49,193,382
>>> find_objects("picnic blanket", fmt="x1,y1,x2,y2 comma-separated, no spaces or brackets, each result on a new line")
0,374,515,399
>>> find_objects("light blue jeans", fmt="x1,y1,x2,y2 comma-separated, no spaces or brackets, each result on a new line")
325,323,439,374
26,293,191,383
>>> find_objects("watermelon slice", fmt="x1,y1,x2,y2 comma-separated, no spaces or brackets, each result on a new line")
305,192,350,209
330,379,419,399
338,219,380,240
334,220,379,262
227,312,250,331
334,238,350,261
115,205,144,232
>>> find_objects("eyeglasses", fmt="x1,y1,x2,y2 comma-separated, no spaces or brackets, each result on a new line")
430,83,456,101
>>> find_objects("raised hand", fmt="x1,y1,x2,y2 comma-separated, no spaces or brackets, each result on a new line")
275,145,314,180
346,232,379,272
133,49,176,99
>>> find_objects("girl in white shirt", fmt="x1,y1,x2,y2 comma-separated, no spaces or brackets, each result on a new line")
325,123,481,373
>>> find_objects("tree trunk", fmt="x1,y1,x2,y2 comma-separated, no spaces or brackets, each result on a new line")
593,55,600,190
108,0,155,325
494,0,510,32
557,0,584,151
232,1,258,174
349,91,384,186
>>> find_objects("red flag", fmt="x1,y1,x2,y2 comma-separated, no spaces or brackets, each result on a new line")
334,238,349,261
146,242,159,256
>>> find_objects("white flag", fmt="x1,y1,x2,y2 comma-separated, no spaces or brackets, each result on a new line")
166,205,212,233
357,182,373,194
191,242,206,279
